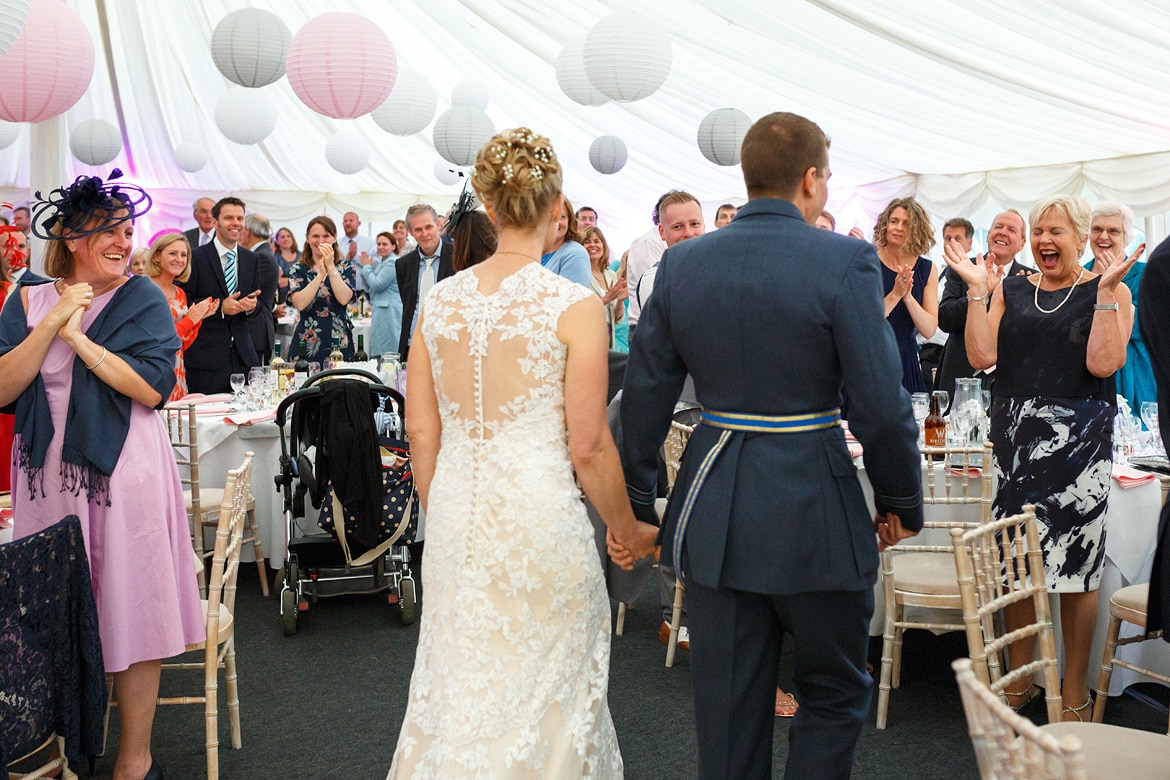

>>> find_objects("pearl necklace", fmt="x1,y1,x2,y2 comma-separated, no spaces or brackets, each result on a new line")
1033,265,1085,314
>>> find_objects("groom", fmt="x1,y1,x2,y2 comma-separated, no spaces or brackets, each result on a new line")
616,112,923,779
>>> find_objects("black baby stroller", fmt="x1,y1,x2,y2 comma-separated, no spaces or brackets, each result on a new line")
274,369,418,636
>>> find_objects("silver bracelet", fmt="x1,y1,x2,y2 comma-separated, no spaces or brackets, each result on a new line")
1093,303,1118,311
966,293,989,303
84,347,108,370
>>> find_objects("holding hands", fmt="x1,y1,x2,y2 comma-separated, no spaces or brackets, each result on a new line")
606,522,659,571
873,511,917,551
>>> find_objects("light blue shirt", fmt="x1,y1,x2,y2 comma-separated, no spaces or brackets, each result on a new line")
540,241,591,289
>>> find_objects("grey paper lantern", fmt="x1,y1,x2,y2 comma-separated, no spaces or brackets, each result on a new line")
583,12,672,103
450,79,488,110
0,120,19,150
0,0,28,58
210,8,290,88
371,66,436,136
215,87,276,145
697,108,750,166
174,141,208,173
589,135,627,175
325,127,371,174
69,119,121,166
556,38,609,107
433,159,462,186
433,107,495,166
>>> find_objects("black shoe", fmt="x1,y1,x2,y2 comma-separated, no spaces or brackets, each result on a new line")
143,759,164,780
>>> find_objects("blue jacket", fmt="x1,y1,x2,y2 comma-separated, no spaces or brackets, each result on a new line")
621,198,923,594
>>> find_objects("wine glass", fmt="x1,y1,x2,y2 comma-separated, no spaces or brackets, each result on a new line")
982,390,992,414
932,390,950,416
1141,402,1160,454
229,373,245,406
911,392,930,444
307,361,321,377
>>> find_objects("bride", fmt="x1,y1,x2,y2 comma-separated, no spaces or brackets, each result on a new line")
388,128,659,778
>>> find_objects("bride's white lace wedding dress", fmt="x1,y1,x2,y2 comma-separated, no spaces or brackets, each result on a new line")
388,262,623,778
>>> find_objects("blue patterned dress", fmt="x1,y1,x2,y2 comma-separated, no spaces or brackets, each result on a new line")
288,260,357,364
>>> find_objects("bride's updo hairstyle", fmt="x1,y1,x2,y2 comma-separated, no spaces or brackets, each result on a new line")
471,127,562,230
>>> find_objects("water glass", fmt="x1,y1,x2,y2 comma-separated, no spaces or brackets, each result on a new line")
1141,402,1161,454
229,373,245,405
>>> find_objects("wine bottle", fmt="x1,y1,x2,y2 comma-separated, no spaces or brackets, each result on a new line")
293,341,310,388
269,340,286,403
924,393,947,448
353,334,369,362
326,336,344,370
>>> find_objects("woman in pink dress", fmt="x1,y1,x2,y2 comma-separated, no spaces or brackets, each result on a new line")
145,233,217,402
0,171,203,780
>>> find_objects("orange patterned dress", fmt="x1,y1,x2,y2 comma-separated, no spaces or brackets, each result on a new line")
168,286,202,402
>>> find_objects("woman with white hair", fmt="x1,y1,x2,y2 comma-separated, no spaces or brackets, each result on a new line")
1085,201,1153,411
944,194,1137,722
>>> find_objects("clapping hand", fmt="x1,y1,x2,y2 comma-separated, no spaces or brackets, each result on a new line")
891,263,913,299
602,277,628,305
1095,242,1144,293
186,296,218,323
47,282,93,334
849,227,866,241
943,241,990,295
359,250,372,266
347,241,358,261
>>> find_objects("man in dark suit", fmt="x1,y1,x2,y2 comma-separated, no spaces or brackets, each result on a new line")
241,213,279,363
935,210,1029,395
618,112,923,779
1139,234,1170,638
178,196,263,394
395,204,454,359
183,196,217,250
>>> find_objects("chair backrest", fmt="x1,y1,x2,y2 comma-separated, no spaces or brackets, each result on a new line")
163,403,203,517
1161,475,1169,506
892,442,994,557
951,505,1063,724
206,452,253,638
663,421,694,493
952,658,1087,780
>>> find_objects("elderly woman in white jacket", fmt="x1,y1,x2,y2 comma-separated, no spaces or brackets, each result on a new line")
359,231,402,357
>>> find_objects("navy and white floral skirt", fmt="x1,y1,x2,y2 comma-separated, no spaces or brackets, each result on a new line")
991,395,1113,593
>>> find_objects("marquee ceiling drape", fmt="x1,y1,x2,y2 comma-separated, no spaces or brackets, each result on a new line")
1,0,1168,251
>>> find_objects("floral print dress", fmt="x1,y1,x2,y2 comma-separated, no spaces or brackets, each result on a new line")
288,261,357,364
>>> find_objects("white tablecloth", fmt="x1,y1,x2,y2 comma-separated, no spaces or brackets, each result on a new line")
859,460,1169,695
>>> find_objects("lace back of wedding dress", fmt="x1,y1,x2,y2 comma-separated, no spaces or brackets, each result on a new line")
389,263,623,779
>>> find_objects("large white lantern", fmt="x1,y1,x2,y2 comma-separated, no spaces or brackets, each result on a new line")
433,107,494,167
450,79,488,110
556,37,609,107
286,12,396,119
0,120,19,150
433,159,462,187
70,119,121,166
215,87,276,145
210,8,290,88
325,127,371,174
0,0,29,58
371,66,436,136
173,141,208,173
583,13,672,103
589,136,627,175
697,108,750,166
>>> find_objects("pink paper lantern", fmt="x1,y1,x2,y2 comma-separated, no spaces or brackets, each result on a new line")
286,12,396,119
0,0,94,123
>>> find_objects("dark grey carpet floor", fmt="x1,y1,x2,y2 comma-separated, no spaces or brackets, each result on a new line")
92,563,1169,779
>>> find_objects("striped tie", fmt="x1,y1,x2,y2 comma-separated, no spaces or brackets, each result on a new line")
224,249,237,294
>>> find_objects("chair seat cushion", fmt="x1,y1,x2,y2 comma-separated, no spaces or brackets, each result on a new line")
890,552,959,595
184,601,233,652
1041,721,1170,778
1110,583,1149,628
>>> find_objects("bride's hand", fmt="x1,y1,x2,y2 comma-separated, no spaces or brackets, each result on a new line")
610,521,658,569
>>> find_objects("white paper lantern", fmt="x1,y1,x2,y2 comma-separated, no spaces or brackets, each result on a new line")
0,0,29,58
589,136,627,175
697,108,750,166
371,66,436,135
556,37,609,107
450,79,488,110
210,8,290,88
174,141,208,173
69,119,121,166
433,159,462,186
215,87,276,145
286,12,396,119
0,120,19,150
325,127,371,174
433,107,495,167
583,13,672,103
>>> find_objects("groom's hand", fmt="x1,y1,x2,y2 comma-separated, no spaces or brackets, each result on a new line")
607,530,636,571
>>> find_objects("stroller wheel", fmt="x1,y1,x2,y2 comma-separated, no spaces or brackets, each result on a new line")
281,588,297,636
399,578,417,626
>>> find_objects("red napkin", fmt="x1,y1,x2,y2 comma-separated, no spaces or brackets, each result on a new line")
194,405,235,415
223,409,277,426
1112,464,1157,489
950,467,983,478
176,392,233,405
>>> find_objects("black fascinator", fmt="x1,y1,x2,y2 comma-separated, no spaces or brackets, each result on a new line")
445,176,479,237
30,168,152,241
